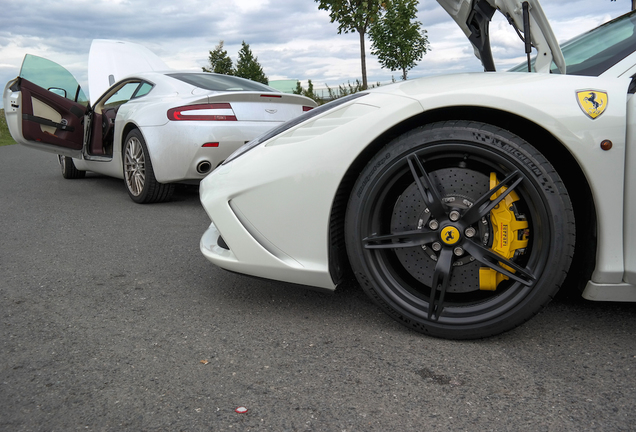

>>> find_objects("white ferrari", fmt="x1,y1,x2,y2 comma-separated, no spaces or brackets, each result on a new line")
200,0,636,339
3,40,316,203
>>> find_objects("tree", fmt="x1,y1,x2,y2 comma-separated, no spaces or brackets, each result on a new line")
316,0,382,89
326,79,366,99
369,0,430,80
293,80,320,102
293,80,304,95
202,40,234,75
235,41,268,84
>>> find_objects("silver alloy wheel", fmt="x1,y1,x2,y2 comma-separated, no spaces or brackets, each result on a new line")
124,136,145,196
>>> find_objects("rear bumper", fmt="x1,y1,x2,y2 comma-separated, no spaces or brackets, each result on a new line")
142,121,284,183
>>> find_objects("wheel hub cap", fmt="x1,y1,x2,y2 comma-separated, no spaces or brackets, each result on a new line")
440,226,461,245
125,137,145,196
391,168,488,293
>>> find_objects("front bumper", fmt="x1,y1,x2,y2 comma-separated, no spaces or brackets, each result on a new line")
198,92,424,290
200,217,337,290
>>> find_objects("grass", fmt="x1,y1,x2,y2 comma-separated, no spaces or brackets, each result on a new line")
0,109,17,146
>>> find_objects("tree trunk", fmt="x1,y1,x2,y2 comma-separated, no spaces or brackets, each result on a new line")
359,31,368,90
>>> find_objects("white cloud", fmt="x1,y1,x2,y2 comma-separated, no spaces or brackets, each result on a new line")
0,0,632,107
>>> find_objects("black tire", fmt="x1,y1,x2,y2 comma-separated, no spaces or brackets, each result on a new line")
345,121,575,339
58,155,85,179
122,129,174,204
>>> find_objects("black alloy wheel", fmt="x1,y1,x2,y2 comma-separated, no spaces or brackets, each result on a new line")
345,121,575,339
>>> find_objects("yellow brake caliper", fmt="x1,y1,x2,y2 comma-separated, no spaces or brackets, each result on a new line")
479,173,530,290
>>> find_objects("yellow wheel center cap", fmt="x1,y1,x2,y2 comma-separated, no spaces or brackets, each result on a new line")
440,226,461,245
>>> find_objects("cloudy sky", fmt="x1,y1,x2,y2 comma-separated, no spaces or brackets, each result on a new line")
0,0,632,107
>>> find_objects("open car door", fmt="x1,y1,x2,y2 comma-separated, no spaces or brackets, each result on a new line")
3,54,89,158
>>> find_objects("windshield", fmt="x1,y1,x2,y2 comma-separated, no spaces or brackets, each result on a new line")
167,73,277,92
510,10,636,76
19,54,89,105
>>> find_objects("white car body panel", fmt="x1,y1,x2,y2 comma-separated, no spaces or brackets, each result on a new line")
3,80,21,142
390,73,630,286
605,52,636,78
202,93,422,288
69,72,306,183
621,93,636,287
200,72,636,299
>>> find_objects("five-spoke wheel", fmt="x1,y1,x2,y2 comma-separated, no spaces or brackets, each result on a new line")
346,121,575,339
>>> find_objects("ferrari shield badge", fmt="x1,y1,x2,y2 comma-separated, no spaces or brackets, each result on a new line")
576,90,608,119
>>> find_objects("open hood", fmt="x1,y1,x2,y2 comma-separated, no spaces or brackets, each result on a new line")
437,0,565,73
88,39,171,103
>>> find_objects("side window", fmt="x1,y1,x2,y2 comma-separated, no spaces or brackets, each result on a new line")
133,82,153,99
19,54,89,105
103,82,141,108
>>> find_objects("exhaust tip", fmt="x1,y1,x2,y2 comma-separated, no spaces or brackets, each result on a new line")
197,161,212,174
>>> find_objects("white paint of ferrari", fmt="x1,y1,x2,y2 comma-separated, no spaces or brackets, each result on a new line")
200,71,635,297
88,39,170,104
201,93,423,289
384,73,632,287
618,93,636,288
583,283,636,302
602,52,636,79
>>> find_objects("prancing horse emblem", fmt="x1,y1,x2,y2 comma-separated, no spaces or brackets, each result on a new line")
576,90,608,119
440,226,460,245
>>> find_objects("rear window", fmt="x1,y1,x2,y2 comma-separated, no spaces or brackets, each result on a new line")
167,73,277,92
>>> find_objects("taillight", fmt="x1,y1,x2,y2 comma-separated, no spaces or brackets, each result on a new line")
167,103,237,121
303,106,314,112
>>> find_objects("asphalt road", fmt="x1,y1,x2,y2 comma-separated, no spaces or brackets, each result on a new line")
1,144,635,431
